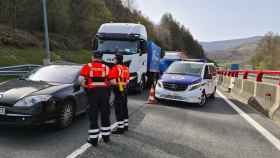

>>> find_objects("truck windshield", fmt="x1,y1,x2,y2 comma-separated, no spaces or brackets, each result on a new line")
97,40,138,55
166,62,203,76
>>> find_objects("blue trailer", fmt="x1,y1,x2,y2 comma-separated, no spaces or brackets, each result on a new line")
147,41,161,72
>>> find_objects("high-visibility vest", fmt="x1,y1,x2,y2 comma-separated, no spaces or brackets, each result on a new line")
86,61,110,88
113,64,129,91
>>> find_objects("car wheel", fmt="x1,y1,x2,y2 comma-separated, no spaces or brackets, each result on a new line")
210,87,216,99
57,101,75,129
198,93,207,107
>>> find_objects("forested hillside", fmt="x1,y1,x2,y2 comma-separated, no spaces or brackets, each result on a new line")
0,0,205,65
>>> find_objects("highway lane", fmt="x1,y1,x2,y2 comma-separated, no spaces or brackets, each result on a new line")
0,93,146,158
1,90,280,158
79,91,280,158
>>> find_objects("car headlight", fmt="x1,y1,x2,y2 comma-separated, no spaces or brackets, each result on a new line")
14,95,52,107
189,83,204,91
157,80,163,88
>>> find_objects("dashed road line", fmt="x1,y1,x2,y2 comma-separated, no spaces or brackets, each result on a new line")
66,122,118,158
217,90,280,151
66,101,146,158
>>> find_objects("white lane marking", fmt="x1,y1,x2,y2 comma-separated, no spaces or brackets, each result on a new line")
66,122,119,158
217,90,280,151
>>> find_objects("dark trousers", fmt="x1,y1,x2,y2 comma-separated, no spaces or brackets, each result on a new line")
123,91,129,127
113,87,128,129
87,88,111,142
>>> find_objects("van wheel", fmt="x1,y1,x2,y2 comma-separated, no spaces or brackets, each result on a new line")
56,101,75,129
210,87,216,99
198,93,207,107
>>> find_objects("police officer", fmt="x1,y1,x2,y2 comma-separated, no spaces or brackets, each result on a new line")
80,50,115,146
111,52,130,134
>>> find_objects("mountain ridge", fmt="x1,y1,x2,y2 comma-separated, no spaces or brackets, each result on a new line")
200,36,262,63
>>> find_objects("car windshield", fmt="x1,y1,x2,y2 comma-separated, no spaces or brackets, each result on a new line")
97,40,138,55
25,65,81,84
166,62,204,76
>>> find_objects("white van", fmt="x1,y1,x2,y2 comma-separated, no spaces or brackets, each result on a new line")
155,60,217,106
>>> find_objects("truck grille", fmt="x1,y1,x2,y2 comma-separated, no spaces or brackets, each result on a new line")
163,83,187,91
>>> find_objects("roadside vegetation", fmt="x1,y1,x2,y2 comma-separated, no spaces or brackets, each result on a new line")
251,32,280,70
0,0,205,67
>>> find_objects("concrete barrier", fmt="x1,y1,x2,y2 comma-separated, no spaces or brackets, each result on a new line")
241,80,255,100
221,76,231,90
218,74,280,125
232,78,242,95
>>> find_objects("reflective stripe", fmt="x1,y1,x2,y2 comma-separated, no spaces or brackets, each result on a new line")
89,82,107,86
124,123,128,126
102,70,105,77
101,126,111,131
101,131,111,136
89,135,99,139
106,66,109,76
117,121,124,125
88,129,99,133
124,119,128,122
118,125,124,128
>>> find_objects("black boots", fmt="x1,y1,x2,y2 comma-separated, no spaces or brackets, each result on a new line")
87,139,98,147
103,136,110,143
112,128,124,134
124,126,128,131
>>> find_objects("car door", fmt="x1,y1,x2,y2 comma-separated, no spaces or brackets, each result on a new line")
203,65,212,95
73,76,88,114
208,65,216,94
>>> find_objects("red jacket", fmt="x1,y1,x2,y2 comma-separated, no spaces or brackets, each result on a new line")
80,60,112,88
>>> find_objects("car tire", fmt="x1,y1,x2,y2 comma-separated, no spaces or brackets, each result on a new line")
209,87,216,99
198,93,207,107
56,101,75,129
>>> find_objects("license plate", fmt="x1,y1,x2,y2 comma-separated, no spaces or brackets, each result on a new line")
0,107,5,115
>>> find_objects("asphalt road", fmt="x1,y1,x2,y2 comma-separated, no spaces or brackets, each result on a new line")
1,90,280,158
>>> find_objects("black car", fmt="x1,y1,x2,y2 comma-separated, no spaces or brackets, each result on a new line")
0,64,88,128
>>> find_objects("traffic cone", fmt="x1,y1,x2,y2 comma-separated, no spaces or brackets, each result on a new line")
147,86,158,104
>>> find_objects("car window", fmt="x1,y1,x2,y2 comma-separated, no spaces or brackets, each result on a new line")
26,65,81,84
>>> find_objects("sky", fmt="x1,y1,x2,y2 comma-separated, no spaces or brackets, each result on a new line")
135,0,280,42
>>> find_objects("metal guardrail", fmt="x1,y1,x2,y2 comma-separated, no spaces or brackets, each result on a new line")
0,64,41,76
218,70,280,85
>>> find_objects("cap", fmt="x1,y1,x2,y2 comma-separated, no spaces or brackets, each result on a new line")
92,50,103,58
115,51,123,62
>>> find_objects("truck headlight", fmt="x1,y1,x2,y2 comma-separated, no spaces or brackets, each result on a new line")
157,80,163,88
14,95,52,107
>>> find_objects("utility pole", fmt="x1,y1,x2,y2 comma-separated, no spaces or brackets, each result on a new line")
42,0,51,65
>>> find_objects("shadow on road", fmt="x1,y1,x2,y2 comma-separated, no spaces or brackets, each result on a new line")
157,96,257,115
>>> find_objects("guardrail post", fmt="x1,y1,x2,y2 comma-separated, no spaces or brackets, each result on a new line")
243,71,249,79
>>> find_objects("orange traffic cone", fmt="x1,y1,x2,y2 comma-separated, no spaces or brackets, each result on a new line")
147,86,158,104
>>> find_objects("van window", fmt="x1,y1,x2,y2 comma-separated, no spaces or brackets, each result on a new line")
209,65,216,76
204,66,210,79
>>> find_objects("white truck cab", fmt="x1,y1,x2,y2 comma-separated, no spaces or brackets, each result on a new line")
93,23,148,91
155,60,217,106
